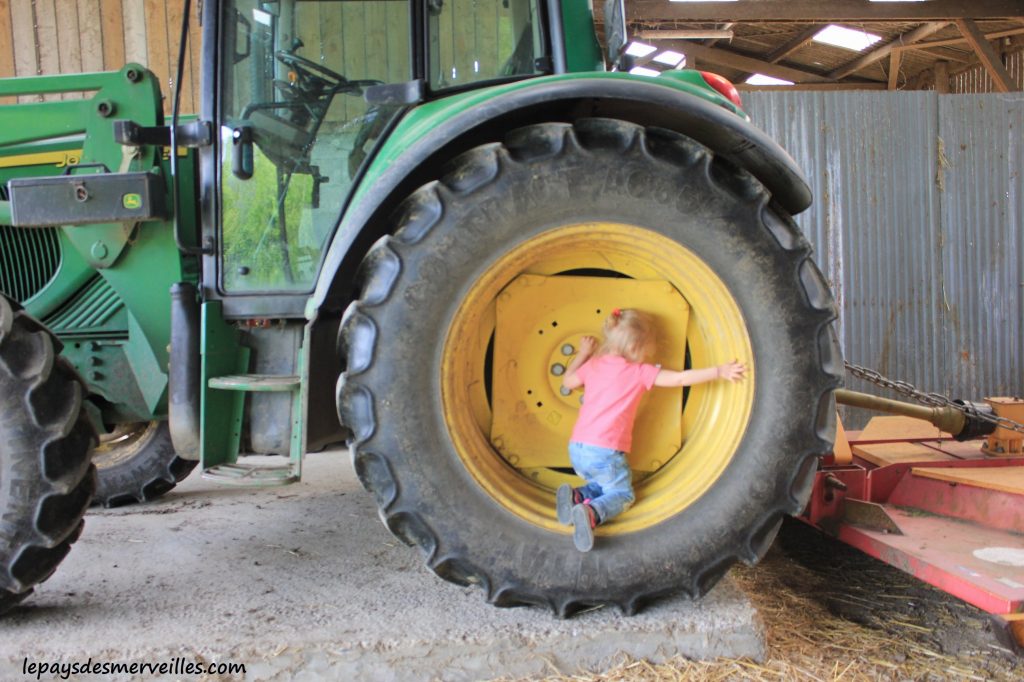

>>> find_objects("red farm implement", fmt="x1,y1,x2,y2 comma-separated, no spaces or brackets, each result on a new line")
803,394,1024,653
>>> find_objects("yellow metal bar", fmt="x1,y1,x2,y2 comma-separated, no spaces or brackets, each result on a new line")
833,413,852,465
0,149,82,169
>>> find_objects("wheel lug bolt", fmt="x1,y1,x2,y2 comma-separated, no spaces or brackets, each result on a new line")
560,386,571,396
561,344,574,356
550,363,565,376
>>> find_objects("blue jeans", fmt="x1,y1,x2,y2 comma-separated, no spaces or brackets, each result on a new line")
568,441,635,523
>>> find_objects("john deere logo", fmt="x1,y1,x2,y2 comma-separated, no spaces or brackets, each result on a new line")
122,193,142,209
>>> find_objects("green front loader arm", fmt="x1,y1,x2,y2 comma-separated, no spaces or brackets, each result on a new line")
0,66,196,424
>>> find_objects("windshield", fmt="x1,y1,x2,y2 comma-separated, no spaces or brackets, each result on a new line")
218,0,411,293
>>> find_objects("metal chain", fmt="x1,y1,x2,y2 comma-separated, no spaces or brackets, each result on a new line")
844,361,1024,435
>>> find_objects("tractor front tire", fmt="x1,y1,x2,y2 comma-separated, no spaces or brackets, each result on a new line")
92,421,196,507
0,296,96,615
338,119,841,615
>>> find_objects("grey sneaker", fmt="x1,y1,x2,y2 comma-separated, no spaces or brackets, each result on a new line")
556,484,583,525
571,502,598,552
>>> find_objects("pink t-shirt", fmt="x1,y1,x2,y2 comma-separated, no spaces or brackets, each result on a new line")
570,355,661,453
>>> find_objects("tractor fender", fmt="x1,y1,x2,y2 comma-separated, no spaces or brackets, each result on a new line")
311,75,811,315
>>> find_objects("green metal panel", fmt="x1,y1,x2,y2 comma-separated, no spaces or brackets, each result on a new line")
0,65,163,270
561,0,603,72
0,140,94,317
200,301,251,469
346,71,738,217
0,65,196,425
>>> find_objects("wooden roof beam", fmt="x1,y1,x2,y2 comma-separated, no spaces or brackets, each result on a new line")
704,23,735,47
737,82,887,91
888,50,902,90
828,22,950,80
655,40,841,83
908,46,975,64
956,18,1018,91
635,29,735,40
893,27,1024,51
629,0,1024,22
764,24,826,63
725,25,825,86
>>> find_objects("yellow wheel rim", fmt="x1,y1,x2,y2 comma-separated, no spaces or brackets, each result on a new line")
441,223,754,534
93,421,160,470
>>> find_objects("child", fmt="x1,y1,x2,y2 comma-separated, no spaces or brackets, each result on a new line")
557,308,746,552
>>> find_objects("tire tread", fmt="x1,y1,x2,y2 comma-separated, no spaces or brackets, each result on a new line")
337,120,841,614
0,297,96,612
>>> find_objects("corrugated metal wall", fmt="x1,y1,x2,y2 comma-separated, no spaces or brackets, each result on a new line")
938,95,1024,397
744,91,1024,417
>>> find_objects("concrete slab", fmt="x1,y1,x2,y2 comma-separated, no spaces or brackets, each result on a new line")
0,451,765,681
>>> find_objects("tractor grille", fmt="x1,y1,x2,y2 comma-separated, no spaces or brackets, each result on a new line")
0,223,63,303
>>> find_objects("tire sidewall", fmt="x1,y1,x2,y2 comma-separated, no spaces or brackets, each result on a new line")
93,421,194,506
355,129,835,600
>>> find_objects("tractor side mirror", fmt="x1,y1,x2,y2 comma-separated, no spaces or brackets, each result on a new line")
603,0,629,71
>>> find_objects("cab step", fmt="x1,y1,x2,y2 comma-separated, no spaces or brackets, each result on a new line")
201,461,299,486
208,374,300,392
203,372,304,485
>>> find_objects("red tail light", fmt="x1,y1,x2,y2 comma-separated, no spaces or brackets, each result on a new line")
700,71,742,108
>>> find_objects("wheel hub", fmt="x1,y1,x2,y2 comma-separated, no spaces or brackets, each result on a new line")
491,274,689,472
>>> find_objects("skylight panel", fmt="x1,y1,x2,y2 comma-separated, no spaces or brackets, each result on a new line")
652,51,686,67
745,74,794,86
625,42,657,58
813,25,883,52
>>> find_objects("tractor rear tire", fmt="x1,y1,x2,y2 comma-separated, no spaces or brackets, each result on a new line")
338,119,841,615
0,296,96,615
92,421,196,507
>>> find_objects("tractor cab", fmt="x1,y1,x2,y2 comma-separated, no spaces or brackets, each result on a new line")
211,0,557,304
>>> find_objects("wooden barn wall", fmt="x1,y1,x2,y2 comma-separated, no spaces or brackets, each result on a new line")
0,0,508,113
0,0,509,111
0,0,199,108
949,48,1024,94
291,1,412,123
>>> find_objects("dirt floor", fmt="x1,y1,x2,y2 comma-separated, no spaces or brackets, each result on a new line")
503,519,1024,682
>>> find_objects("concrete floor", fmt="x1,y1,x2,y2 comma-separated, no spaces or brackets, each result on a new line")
1,451,764,681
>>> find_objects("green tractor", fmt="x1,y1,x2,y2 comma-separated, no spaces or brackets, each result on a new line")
0,0,840,615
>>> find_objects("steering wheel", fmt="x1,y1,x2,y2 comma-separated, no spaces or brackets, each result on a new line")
276,50,349,89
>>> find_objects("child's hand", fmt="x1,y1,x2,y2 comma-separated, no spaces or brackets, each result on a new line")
717,360,747,382
578,336,598,357
563,336,598,391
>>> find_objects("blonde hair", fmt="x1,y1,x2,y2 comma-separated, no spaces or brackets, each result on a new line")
600,309,656,362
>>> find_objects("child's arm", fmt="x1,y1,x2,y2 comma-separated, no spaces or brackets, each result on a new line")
561,336,597,390
654,360,747,388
